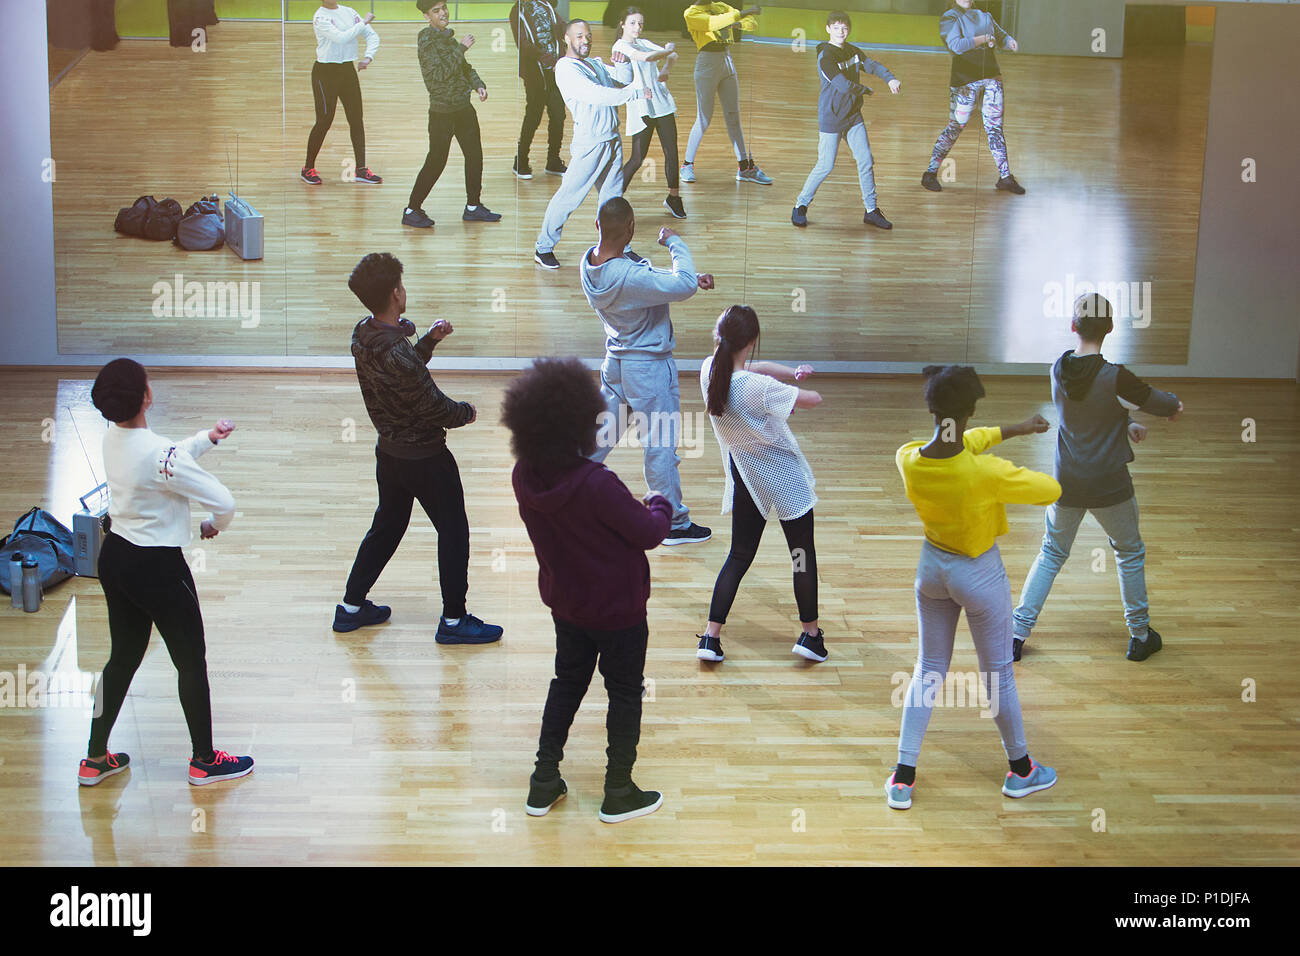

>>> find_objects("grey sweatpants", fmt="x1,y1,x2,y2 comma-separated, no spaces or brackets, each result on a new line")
685,50,747,164
536,137,624,254
897,541,1029,767
795,122,877,211
589,355,690,531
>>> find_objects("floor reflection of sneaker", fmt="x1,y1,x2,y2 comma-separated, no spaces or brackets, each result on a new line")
525,774,568,816
921,170,941,191
664,195,687,219
401,208,435,229
435,613,503,645
599,781,663,823
1126,626,1162,662
792,628,828,662
354,167,383,185
189,750,255,786
864,207,893,230
679,162,696,183
696,634,724,662
78,752,130,786
737,164,773,185
333,599,392,632
463,204,502,222
534,250,560,270
661,523,711,545
1002,760,1057,798
885,768,913,810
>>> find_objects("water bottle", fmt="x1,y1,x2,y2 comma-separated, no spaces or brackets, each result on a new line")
8,553,21,608
21,557,41,613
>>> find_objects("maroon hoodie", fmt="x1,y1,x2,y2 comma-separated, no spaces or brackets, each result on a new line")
513,457,672,631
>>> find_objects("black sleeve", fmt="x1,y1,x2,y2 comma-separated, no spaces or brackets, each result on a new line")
1117,365,1179,416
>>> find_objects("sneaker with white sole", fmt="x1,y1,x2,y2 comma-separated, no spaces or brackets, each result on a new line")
534,250,560,270
1002,760,1057,798
599,781,663,823
696,634,724,662
189,749,254,786
792,628,828,662
885,768,913,809
78,752,130,786
353,167,383,185
525,774,567,816
664,195,687,219
679,162,696,183
737,164,773,185
300,166,323,185
662,523,711,545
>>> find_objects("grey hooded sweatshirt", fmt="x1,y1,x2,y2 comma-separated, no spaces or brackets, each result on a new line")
579,235,698,360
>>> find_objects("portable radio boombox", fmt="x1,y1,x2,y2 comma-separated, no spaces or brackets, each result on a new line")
224,193,264,260
73,482,110,578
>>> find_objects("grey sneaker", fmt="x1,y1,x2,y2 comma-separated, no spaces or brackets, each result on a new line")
737,164,773,185
885,768,913,810
1002,761,1057,798
679,162,696,183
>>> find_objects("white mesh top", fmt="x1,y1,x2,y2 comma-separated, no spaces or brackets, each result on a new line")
700,354,817,521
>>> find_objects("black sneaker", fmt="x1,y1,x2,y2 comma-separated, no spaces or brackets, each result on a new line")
996,174,1026,194
696,634,724,662
792,204,808,227
664,195,687,219
545,157,567,176
661,522,711,546
534,250,560,270
624,249,647,264
1013,637,1024,662
1126,626,1162,662
402,208,435,229
435,613,503,645
599,781,663,823
513,157,533,180
921,170,941,192
354,166,383,185
333,599,392,633
525,773,567,816
463,204,502,222
864,207,893,230
78,752,130,786
792,628,829,663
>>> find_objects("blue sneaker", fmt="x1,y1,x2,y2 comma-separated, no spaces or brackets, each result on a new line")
436,613,503,645
885,768,913,810
1002,760,1057,798
333,600,392,633
189,749,255,786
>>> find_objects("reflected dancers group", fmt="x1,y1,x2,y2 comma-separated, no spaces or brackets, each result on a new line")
77,1,1183,827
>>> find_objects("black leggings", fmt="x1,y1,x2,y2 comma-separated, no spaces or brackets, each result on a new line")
621,113,681,192
89,532,214,760
305,61,365,169
518,63,565,164
708,458,818,626
409,106,483,210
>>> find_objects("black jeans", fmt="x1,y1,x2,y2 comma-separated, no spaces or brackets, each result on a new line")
409,106,484,210
535,616,649,789
622,113,681,191
517,63,565,165
305,61,365,169
90,532,214,759
708,457,818,625
343,447,470,620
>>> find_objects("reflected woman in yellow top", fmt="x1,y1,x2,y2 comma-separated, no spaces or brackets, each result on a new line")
888,365,1059,811
680,3,772,185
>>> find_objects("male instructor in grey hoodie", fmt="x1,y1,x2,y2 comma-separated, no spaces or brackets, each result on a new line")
583,196,714,545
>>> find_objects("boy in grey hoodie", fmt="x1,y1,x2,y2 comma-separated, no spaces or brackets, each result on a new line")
792,11,900,230
581,196,715,545
1013,294,1183,662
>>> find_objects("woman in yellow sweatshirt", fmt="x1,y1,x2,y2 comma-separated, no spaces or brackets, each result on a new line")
887,365,1060,810
680,3,772,184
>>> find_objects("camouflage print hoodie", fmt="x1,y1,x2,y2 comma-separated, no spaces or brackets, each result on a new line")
351,316,473,459
418,25,485,114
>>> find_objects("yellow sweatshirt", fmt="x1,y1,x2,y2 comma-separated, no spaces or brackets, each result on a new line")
896,426,1061,558
684,3,758,51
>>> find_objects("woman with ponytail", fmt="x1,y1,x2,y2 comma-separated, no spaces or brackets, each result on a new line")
79,359,253,788
888,365,1056,810
696,305,825,663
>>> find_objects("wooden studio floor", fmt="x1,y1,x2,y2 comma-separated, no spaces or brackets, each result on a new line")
0,368,1297,866
49,21,1210,364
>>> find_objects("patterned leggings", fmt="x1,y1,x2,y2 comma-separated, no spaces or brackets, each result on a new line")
927,77,1009,179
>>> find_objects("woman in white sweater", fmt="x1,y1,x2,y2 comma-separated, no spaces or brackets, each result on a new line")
609,7,686,219
79,359,253,788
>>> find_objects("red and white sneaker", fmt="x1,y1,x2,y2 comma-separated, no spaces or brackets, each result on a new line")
353,167,383,185
189,749,255,786
301,166,323,185
78,752,130,786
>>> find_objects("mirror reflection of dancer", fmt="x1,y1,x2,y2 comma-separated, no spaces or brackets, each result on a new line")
921,0,1023,195
609,7,686,219
888,366,1058,811
680,3,772,185
697,306,827,664
510,0,568,179
533,20,652,270
80,359,254,788
402,0,501,229
301,0,382,186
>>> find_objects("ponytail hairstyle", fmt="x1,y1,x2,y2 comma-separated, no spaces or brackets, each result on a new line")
706,305,760,417
921,364,985,422
91,358,149,424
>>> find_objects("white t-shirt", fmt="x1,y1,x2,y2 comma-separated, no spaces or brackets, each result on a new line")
611,37,677,134
313,4,379,64
700,355,817,521
102,425,235,548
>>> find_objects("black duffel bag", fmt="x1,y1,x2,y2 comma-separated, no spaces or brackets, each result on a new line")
114,195,183,241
